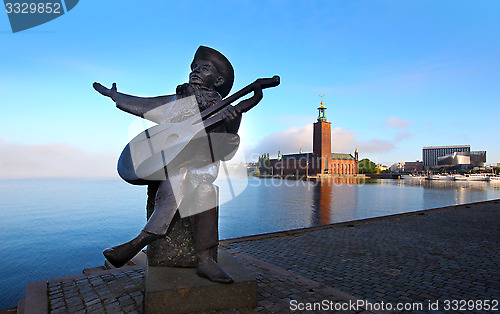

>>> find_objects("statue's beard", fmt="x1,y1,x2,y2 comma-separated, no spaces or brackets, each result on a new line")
177,83,222,112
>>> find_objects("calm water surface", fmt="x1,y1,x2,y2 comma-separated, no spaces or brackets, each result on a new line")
1,177,499,308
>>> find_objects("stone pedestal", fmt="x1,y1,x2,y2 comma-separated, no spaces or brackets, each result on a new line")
144,249,257,313
146,211,218,267
146,186,218,267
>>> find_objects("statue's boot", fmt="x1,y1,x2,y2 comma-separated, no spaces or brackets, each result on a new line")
103,231,160,268
196,249,234,284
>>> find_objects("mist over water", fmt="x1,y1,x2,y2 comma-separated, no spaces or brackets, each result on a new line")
1,178,499,308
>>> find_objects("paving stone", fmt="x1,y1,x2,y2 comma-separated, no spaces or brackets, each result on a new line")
87,303,104,312
224,201,500,308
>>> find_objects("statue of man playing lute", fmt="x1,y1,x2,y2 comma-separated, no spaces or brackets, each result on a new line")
94,46,279,283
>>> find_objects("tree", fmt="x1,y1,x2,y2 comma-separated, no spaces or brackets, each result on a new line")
258,153,272,175
358,158,377,174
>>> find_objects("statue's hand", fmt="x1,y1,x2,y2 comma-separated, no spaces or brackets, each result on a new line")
221,105,242,134
93,82,118,101
221,105,241,121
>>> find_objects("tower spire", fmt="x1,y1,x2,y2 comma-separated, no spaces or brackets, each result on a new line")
317,95,327,122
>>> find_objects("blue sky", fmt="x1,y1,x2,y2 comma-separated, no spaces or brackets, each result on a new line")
1,1,499,178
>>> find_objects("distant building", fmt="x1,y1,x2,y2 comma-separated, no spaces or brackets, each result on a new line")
390,162,404,173
376,164,389,172
469,151,486,168
437,152,470,166
423,145,486,169
423,145,470,168
404,161,423,173
271,100,358,177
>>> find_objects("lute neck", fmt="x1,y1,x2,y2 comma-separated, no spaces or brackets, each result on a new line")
198,76,280,130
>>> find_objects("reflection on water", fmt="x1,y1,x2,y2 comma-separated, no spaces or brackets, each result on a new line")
395,179,496,208
419,180,492,209
219,177,500,239
311,180,332,225
311,177,361,225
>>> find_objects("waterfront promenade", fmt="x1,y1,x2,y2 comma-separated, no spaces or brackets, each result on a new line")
14,199,499,313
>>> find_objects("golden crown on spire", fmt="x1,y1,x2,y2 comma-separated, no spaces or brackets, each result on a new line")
319,95,325,108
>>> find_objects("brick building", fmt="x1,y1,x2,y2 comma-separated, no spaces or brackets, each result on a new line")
271,101,358,177
403,161,423,173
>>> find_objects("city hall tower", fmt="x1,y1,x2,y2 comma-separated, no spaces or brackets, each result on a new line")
313,100,331,173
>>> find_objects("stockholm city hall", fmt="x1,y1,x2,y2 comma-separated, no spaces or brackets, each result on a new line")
271,100,359,177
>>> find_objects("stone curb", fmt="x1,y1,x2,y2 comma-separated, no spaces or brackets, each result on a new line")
24,281,48,314
47,264,144,284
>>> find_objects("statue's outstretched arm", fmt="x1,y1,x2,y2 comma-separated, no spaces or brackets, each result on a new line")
93,82,176,118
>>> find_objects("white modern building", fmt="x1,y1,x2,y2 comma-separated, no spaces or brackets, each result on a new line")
423,145,486,169
423,145,470,167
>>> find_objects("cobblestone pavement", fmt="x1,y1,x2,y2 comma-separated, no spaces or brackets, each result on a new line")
223,201,500,312
193,253,370,314
48,267,144,313
45,201,499,313
47,256,366,313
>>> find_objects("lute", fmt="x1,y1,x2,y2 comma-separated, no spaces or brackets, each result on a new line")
118,76,280,185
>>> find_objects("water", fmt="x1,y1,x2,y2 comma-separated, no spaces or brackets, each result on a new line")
219,177,500,238
1,177,499,308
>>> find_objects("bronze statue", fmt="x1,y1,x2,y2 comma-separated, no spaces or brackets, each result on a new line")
94,46,279,283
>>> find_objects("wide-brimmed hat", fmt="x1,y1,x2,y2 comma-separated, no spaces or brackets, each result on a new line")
191,46,234,98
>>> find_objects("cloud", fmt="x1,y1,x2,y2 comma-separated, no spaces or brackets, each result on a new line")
0,139,118,179
332,127,356,152
384,116,411,128
248,124,393,158
356,139,395,153
422,121,434,132
394,131,411,142
250,124,313,157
